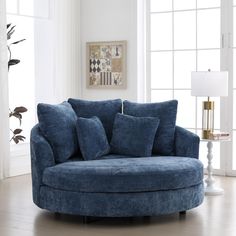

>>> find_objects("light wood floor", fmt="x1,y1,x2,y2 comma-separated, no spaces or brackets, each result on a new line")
0,175,236,236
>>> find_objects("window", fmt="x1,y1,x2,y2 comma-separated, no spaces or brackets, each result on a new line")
7,15,35,145
7,0,50,176
147,0,223,171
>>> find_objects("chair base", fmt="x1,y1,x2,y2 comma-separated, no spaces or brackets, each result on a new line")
179,211,186,215
37,183,204,217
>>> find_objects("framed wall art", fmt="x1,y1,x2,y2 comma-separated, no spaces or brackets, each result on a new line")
86,40,127,89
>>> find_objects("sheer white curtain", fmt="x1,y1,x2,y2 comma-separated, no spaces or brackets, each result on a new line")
35,0,81,105
0,0,10,180
53,0,81,102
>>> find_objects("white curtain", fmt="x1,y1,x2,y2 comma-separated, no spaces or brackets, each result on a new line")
0,0,10,180
35,0,81,105
53,0,81,102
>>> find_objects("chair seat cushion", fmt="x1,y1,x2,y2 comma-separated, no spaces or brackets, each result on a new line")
42,156,203,193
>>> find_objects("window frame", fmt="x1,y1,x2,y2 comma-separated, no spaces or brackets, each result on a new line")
146,0,236,176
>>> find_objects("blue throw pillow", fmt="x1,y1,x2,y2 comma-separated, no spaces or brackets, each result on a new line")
123,100,178,155
68,98,122,141
37,102,79,163
76,116,110,160
110,113,160,157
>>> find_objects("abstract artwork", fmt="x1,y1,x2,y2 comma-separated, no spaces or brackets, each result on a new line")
86,41,127,88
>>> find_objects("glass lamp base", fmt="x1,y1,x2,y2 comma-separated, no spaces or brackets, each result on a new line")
202,100,214,139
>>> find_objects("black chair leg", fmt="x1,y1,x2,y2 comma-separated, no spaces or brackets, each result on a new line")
83,216,90,224
179,211,186,215
54,212,61,219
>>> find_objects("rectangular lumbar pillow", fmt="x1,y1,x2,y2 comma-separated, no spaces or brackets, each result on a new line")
110,113,160,157
37,101,79,163
76,116,110,160
123,100,178,155
68,98,122,141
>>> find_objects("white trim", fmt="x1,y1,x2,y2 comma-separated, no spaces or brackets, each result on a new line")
151,88,192,91
172,0,175,98
146,0,151,102
0,0,10,180
150,48,221,53
137,0,147,102
220,0,233,175
226,0,236,175
150,7,221,15
7,12,50,20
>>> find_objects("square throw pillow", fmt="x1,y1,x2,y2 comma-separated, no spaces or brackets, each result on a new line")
37,101,79,163
110,113,160,157
76,116,110,160
68,98,122,142
123,100,178,155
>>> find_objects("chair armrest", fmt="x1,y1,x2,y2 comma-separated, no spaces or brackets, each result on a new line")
174,126,200,159
30,124,55,206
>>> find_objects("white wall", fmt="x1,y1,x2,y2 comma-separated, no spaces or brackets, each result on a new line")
80,0,138,101
36,0,141,103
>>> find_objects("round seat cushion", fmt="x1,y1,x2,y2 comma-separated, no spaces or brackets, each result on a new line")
42,156,203,193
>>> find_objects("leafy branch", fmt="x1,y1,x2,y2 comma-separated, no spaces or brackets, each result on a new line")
10,128,26,144
7,23,27,144
7,23,26,71
9,106,27,126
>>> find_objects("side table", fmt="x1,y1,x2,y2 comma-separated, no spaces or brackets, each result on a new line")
201,139,228,196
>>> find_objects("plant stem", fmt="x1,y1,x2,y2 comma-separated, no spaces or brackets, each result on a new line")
7,45,11,71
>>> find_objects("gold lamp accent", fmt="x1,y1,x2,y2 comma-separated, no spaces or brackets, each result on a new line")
191,70,228,139
202,97,214,139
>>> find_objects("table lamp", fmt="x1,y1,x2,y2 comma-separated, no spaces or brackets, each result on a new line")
191,70,228,139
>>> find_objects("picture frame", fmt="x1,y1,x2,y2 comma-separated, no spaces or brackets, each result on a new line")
86,40,127,89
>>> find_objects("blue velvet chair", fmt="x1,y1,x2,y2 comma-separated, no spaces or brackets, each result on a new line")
30,99,204,218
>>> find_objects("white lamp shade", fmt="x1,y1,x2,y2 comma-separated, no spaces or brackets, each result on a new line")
191,71,228,97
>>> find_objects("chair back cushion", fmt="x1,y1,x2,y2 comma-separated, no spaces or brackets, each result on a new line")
123,100,178,155
68,98,122,141
110,113,160,157
76,116,110,160
37,101,78,163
